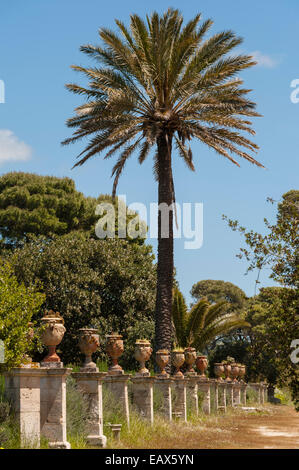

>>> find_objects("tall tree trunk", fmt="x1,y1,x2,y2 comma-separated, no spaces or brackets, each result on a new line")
154,131,174,355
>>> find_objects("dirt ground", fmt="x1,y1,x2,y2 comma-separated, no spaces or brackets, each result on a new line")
116,405,299,449
173,405,299,449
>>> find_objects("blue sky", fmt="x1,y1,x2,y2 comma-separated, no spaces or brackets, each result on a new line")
0,1,298,305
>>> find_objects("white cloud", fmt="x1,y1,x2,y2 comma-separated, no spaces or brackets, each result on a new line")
0,129,32,164
250,51,278,68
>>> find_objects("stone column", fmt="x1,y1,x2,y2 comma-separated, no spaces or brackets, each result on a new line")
131,376,154,424
40,364,71,449
209,379,218,412
240,383,247,405
4,367,45,448
172,377,187,421
248,382,261,404
217,381,226,412
233,382,241,406
197,378,211,415
103,374,130,427
264,384,268,402
72,372,107,447
225,382,234,407
260,383,265,404
154,376,173,421
186,376,199,416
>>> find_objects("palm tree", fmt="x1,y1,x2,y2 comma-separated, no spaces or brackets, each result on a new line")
172,288,250,352
62,9,263,354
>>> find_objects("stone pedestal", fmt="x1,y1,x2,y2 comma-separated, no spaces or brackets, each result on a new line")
233,383,241,406
103,374,130,427
197,378,211,415
240,383,247,405
186,376,198,416
209,379,218,411
172,377,187,422
72,372,107,447
217,381,226,412
131,376,154,424
154,376,173,421
263,383,268,402
40,364,71,449
4,367,45,447
225,382,234,407
248,382,261,404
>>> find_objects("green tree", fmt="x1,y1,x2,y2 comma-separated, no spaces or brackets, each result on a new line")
223,190,299,290
191,280,247,312
245,287,299,409
0,260,45,368
0,172,145,249
62,8,262,353
6,232,156,368
172,288,250,351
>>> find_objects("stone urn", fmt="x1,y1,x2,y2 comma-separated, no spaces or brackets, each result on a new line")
231,363,240,382
184,347,197,375
239,364,246,382
134,340,152,376
106,333,124,375
196,355,208,378
40,311,66,362
214,363,225,381
224,363,232,382
78,328,100,371
171,350,185,377
155,349,170,376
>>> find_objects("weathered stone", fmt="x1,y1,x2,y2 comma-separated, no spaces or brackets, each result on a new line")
197,378,211,415
233,383,241,406
40,366,71,449
4,367,46,448
225,382,234,407
217,381,227,412
103,374,130,427
186,376,198,416
172,377,187,422
131,376,154,424
154,376,173,421
240,383,247,405
72,371,107,447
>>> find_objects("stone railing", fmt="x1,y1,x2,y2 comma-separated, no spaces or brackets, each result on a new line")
1,318,268,448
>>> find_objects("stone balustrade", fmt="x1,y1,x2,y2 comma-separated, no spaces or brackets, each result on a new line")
1,318,269,448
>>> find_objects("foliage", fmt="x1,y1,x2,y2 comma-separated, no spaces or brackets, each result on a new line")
0,172,146,249
66,377,89,442
62,8,262,353
6,232,156,368
191,280,247,312
245,287,299,409
223,190,299,289
0,260,45,368
172,287,250,351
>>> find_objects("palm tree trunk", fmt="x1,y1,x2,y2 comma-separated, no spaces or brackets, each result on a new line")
154,131,174,355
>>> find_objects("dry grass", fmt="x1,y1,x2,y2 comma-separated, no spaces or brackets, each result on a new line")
105,405,299,449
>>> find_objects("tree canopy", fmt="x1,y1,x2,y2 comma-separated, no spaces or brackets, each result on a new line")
0,260,45,368
0,172,146,249
6,232,156,367
191,279,247,312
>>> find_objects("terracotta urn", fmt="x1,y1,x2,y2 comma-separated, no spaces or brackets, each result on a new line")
155,349,170,376
238,364,246,382
196,355,208,378
184,347,197,375
231,363,240,382
106,333,124,375
134,340,152,375
79,328,100,371
40,311,66,362
214,363,225,381
224,363,232,382
171,350,185,377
